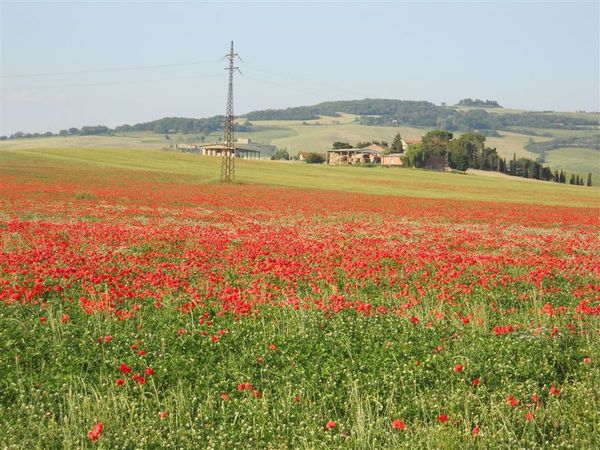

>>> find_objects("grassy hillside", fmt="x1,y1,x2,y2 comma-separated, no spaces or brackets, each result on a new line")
1,146,597,208
2,108,598,176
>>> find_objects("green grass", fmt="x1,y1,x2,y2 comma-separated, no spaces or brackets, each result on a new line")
545,147,600,178
1,146,598,207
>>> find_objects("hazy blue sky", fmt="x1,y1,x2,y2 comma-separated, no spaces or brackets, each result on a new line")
1,1,598,135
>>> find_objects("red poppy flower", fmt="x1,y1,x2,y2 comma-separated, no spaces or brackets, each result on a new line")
159,411,167,420
87,422,103,442
119,363,131,374
453,364,463,373
391,419,406,430
144,367,154,376
471,378,480,386
115,378,124,386
61,314,69,324
549,386,560,396
220,393,231,402
325,420,337,429
524,411,534,421
472,426,480,435
437,414,449,423
506,395,519,407
211,335,220,343
583,357,591,364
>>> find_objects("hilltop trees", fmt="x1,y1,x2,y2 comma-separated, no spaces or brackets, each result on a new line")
332,142,352,149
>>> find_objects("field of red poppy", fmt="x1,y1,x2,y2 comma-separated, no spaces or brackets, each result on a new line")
1,154,599,449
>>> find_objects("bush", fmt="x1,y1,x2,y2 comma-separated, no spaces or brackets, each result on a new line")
305,153,325,164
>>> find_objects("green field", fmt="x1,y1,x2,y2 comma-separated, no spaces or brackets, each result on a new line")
545,147,600,178
2,108,598,177
1,146,598,208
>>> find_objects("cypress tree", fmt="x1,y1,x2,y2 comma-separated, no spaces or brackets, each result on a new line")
587,173,592,187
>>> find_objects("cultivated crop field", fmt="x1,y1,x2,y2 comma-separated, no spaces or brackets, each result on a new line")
1,150,599,449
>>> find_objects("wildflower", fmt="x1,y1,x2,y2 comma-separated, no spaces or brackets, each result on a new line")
583,357,591,364
293,395,301,403
325,420,337,429
472,426,480,435
211,335,220,343
220,393,231,401
136,376,146,386
61,314,69,323
256,357,264,363
137,350,145,357
39,317,47,324
392,419,406,430
453,364,464,373
159,411,167,420
410,316,419,324
119,363,131,374
524,411,534,421
531,393,539,403
252,389,262,398
144,367,154,376
549,386,560,396
506,395,519,407
471,378,480,386
87,422,103,442
437,414,449,423
115,378,124,386
268,343,277,351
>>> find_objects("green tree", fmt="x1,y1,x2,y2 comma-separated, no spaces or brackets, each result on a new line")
391,133,403,153
305,153,325,164
421,130,453,155
402,144,426,168
332,141,352,149
587,173,592,187
271,148,290,160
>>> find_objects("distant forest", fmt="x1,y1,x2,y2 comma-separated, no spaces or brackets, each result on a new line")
457,98,502,108
243,99,598,133
3,98,598,140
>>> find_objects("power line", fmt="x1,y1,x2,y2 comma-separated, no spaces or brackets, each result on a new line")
1,73,222,91
1,59,221,79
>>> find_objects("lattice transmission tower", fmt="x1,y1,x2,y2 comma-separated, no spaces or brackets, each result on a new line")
221,41,241,183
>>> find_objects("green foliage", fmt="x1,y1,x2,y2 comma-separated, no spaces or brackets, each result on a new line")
402,144,427,168
305,153,325,164
391,133,403,153
422,130,453,155
332,141,352,149
271,148,290,160
80,125,110,136
457,98,502,108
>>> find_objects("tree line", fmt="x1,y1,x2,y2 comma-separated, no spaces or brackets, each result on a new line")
243,99,597,132
4,117,253,140
402,130,593,186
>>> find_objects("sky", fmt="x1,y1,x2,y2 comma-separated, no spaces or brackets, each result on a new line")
1,1,599,135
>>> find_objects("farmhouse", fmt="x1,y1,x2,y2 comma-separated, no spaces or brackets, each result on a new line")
176,143,261,159
327,148,382,165
381,153,404,166
200,144,261,159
